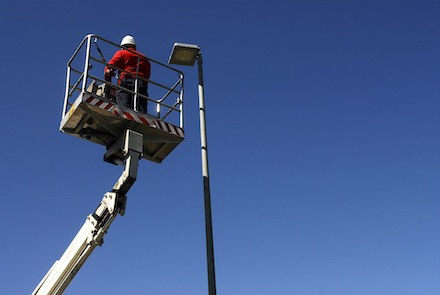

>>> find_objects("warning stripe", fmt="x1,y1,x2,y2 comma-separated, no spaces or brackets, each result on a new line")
83,95,184,138
124,112,134,120
139,117,151,126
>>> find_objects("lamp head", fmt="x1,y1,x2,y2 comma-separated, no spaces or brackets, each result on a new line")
168,43,200,66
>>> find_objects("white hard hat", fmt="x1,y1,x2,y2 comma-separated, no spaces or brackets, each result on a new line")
120,35,136,47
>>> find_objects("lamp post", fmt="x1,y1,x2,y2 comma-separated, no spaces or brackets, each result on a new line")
169,43,217,295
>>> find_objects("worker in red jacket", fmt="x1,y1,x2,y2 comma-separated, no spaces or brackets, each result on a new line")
104,35,151,113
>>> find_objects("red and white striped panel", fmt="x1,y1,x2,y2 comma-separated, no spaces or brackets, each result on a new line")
84,96,184,138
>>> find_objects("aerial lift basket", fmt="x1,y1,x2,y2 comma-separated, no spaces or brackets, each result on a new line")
60,34,185,163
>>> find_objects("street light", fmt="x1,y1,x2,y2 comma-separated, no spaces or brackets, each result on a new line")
169,43,216,295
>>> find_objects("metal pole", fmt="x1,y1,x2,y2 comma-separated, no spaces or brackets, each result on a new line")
197,53,217,295
62,65,71,119
81,36,92,93
179,73,184,128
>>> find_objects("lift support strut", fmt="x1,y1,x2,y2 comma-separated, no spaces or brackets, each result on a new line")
32,129,143,295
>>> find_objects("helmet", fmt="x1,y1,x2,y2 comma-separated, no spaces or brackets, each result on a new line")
120,35,136,47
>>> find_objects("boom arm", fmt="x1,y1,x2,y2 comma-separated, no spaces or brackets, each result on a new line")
32,129,143,295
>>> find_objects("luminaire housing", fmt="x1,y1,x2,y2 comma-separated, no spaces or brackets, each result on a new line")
168,43,201,66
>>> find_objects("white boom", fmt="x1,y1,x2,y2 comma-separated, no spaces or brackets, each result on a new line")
32,129,144,295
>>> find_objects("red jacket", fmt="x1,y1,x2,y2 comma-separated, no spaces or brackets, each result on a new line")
105,47,151,84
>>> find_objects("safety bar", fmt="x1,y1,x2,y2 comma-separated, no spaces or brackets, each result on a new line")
62,34,184,128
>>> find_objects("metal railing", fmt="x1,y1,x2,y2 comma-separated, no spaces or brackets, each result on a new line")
62,34,184,128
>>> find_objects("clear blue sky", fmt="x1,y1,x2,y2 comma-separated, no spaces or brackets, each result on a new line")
1,1,439,294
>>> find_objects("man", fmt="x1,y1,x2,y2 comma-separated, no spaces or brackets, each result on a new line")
104,35,151,113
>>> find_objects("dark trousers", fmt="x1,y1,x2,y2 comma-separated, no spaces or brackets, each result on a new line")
116,76,148,113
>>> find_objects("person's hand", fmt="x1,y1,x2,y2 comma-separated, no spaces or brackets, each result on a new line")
104,68,114,82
